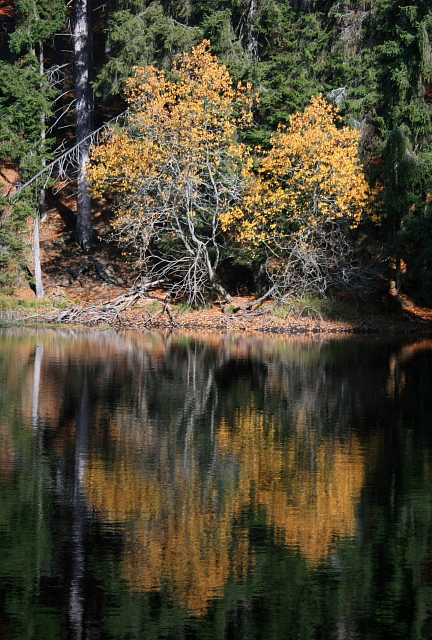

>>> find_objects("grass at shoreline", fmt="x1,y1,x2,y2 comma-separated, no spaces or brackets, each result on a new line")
271,295,392,323
0,294,69,311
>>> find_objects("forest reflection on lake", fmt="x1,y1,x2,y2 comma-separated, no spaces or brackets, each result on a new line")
0,329,431,639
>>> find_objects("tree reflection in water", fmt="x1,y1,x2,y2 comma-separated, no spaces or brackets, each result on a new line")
83,332,367,613
0,330,431,638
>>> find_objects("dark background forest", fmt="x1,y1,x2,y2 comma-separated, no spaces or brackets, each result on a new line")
1,0,432,309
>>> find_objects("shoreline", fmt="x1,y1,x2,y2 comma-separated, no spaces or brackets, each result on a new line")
1,307,431,335
2,288,432,335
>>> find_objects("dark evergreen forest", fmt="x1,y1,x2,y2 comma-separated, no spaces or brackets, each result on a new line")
1,0,432,307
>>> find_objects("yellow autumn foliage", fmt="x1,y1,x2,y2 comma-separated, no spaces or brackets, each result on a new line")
88,40,253,254
88,51,370,299
88,41,256,304
220,95,371,248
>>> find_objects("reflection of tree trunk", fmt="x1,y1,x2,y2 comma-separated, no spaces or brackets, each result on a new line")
69,383,90,640
181,349,217,472
32,343,45,593
32,343,44,430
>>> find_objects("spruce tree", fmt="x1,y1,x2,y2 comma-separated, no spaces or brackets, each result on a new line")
364,0,432,298
94,1,203,98
0,0,66,294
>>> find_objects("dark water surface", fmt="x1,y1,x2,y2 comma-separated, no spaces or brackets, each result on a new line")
0,329,432,639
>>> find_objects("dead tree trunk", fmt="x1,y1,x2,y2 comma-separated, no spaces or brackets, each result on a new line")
245,0,259,61
34,41,45,299
73,0,93,254
102,0,116,106
33,215,44,298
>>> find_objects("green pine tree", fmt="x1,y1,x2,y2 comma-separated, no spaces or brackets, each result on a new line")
0,0,66,292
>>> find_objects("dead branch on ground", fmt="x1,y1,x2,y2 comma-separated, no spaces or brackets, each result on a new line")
16,281,165,326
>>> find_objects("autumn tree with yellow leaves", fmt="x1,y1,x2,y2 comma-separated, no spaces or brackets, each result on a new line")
88,41,253,305
221,96,373,300
89,47,372,304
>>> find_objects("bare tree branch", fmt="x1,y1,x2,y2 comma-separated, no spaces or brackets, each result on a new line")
10,110,129,200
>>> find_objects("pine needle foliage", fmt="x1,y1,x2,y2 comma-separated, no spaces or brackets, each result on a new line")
0,0,66,291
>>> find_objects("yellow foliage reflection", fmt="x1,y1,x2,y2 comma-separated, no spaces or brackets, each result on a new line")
0,329,367,614
219,409,365,564
86,441,250,615
85,404,365,614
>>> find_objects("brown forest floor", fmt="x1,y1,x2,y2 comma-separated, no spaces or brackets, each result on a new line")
10,189,432,335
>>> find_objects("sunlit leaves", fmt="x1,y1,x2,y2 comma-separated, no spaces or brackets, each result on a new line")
221,95,370,250
89,40,253,204
89,52,372,301
88,40,254,304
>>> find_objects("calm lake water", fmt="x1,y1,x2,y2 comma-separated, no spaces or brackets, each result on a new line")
0,329,432,639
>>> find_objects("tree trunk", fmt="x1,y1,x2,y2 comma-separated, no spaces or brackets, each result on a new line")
246,0,259,61
33,41,45,299
33,214,44,299
102,0,116,106
73,0,93,254
39,41,47,222
395,257,402,293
